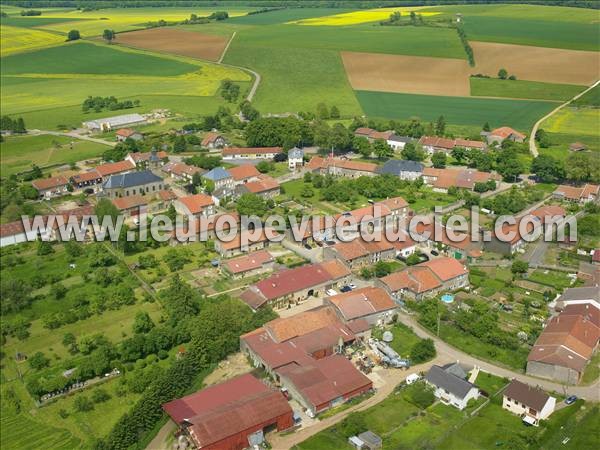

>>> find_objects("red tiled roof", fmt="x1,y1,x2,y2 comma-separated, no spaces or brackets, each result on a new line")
112,195,147,211
128,150,167,162
32,176,69,191
157,190,177,201
223,250,273,274
71,170,101,184
162,373,292,448
228,164,260,181
327,287,396,321
354,127,374,136
95,160,135,177
490,126,526,140
421,257,468,282
177,194,214,215
219,228,272,251
168,162,203,178
201,132,223,146
265,306,350,342
222,147,282,156
0,220,26,238
276,355,372,410
243,175,280,194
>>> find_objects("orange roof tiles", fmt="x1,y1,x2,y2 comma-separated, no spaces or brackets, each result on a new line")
71,170,101,184
201,132,223,146
95,160,135,177
490,126,526,140
222,146,282,156
228,164,260,181
265,306,348,342
327,287,396,321
223,250,273,274
112,195,147,211
243,175,280,194
32,176,69,191
421,257,467,282
177,194,214,215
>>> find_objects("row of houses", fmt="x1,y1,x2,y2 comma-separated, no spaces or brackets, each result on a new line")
418,136,486,154
553,184,599,204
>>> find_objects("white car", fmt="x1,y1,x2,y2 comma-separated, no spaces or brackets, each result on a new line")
348,283,357,289
326,289,338,297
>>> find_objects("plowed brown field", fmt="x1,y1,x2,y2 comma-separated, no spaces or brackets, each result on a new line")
116,28,228,61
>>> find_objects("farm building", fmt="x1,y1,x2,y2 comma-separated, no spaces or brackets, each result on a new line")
325,287,397,326
555,287,600,310
288,147,304,170
376,257,468,301
228,164,261,185
32,176,69,198
101,170,164,199
527,300,599,384
83,113,146,132
353,127,394,143
112,195,148,217
239,260,351,309
162,373,293,450
94,159,136,178
324,238,396,269
553,184,599,204
222,250,274,278
71,170,102,191
125,149,167,168
174,193,215,219
115,128,143,142
222,146,282,160
241,306,357,373
424,364,479,410
213,228,275,258
236,175,280,199
502,379,555,426
162,162,204,182
378,159,424,180
569,142,587,152
276,354,373,416
307,156,378,178
201,132,226,149
422,167,499,192
386,135,414,151
418,136,486,153
484,126,526,145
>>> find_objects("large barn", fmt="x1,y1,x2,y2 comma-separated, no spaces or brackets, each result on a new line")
162,373,293,450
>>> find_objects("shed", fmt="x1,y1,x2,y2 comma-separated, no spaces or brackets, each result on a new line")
358,431,382,449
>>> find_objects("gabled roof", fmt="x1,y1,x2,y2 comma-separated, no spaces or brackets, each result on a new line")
102,170,162,189
241,175,280,194
327,287,396,321
112,195,147,211
265,305,350,343
128,150,167,163
490,126,526,140
288,147,304,159
421,257,468,282
32,176,69,191
71,170,101,184
227,164,260,181
167,162,203,178
116,128,139,138
503,379,551,411
162,373,292,448
425,365,477,399
223,250,273,274
95,159,136,177
554,184,599,200
378,159,424,175
177,193,214,215
201,131,223,146
203,167,231,181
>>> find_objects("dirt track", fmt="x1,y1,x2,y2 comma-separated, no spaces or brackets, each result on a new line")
116,28,228,61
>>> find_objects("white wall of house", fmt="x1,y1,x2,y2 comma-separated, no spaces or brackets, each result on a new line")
430,385,479,410
502,395,555,424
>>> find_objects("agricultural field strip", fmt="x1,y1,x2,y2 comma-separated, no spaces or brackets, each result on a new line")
288,6,440,26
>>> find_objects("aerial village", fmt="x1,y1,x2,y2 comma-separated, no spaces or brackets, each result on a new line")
1,111,598,450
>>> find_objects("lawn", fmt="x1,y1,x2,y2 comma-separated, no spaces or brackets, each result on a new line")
581,350,600,385
0,134,110,176
356,90,557,131
527,269,576,290
372,322,421,359
540,107,600,161
470,77,585,102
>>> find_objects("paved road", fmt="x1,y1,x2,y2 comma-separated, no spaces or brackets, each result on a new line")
524,239,549,266
529,79,600,157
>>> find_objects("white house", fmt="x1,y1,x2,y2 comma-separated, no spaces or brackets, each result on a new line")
288,147,304,170
502,379,556,426
424,364,479,410
386,135,414,151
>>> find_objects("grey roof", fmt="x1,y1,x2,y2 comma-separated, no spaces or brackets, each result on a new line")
103,170,162,189
358,431,382,447
388,135,414,144
441,362,468,380
378,159,424,176
203,167,231,181
84,113,145,129
425,365,477,399
559,287,600,303
288,147,304,159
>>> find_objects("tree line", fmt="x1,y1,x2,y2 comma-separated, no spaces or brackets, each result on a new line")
82,96,140,113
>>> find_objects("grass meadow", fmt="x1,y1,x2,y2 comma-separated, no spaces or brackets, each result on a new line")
470,78,585,102
357,90,557,131
0,134,110,176
539,107,600,161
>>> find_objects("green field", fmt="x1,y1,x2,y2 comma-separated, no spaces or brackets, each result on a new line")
0,16,87,28
470,77,585,102
573,85,600,107
0,134,110,176
357,90,558,131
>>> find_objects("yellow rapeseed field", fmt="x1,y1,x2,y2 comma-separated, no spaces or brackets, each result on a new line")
289,7,440,26
543,107,600,136
0,25,64,56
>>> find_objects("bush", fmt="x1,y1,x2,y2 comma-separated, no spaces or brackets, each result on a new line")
73,396,94,412
410,338,436,363
404,382,435,409
91,389,111,403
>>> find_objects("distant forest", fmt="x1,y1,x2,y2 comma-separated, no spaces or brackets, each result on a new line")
1,1,598,11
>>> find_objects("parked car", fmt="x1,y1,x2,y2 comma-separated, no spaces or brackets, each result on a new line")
326,289,338,296
340,285,352,293
348,283,357,289
304,243,312,250
565,395,578,405
430,249,439,256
